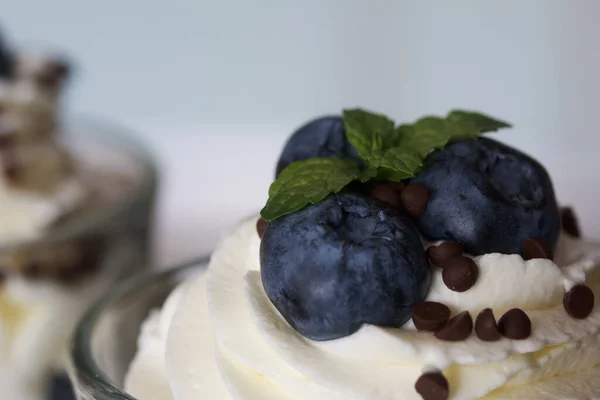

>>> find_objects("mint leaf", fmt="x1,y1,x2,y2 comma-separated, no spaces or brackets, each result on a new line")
447,110,511,134
396,122,453,158
395,111,510,158
377,148,423,180
261,158,365,221
342,109,395,166
262,108,513,221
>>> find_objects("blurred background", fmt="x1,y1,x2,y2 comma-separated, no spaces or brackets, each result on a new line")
2,0,599,267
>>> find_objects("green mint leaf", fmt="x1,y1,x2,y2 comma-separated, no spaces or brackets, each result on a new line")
359,165,379,182
395,121,453,158
260,158,363,221
342,109,395,166
377,148,423,180
447,110,511,135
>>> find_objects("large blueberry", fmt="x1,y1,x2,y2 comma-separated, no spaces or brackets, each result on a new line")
0,30,13,78
275,116,362,177
260,193,431,341
411,137,560,256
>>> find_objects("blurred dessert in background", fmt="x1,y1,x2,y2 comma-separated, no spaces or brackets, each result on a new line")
0,28,157,399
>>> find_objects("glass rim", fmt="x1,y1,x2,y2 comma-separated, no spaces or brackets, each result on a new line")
70,256,209,399
0,115,159,252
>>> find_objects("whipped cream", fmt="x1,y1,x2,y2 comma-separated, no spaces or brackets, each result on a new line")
126,217,600,399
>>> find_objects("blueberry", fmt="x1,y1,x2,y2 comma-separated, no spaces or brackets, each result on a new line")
275,116,362,177
0,29,13,78
260,193,431,341
411,137,560,256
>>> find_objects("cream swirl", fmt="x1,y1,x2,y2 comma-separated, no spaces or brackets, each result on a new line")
127,217,600,399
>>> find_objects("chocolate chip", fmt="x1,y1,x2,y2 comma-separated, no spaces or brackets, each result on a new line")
370,184,402,208
427,242,464,266
256,217,268,239
561,207,581,238
435,311,473,341
441,256,478,292
498,308,531,340
412,302,451,332
564,284,595,319
415,371,449,400
400,184,429,217
475,308,501,341
521,238,551,261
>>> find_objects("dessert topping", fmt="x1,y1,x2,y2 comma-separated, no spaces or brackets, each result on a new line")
256,217,267,239
400,183,429,217
561,207,581,238
370,183,402,208
522,237,552,261
563,284,594,319
412,301,451,332
435,311,473,341
427,241,464,266
441,256,479,292
475,308,501,342
498,308,531,340
415,371,449,400
261,109,509,222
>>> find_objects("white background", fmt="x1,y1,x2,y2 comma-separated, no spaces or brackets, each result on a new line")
2,0,599,266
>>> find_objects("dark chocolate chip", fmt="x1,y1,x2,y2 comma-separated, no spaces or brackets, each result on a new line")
412,301,451,332
441,256,478,292
475,308,501,341
427,242,464,266
400,184,429,217
370,184,402,208
561,207,581,238
415,371,449,400
498,308,531,340
563,284,595,319
435,311,473,341
522,238,552,261
256,217,268,239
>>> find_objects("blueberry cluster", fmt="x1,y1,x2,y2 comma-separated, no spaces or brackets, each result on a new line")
260,115,560,341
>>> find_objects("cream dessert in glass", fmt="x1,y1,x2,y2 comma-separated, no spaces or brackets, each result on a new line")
0,28,157,399
75,109,599,399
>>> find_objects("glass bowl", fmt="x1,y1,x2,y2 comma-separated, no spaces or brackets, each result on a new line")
68,257,207,400
0,117,158,399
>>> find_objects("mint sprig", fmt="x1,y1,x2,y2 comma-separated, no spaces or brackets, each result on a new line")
260,158,375,222
260,108,510,221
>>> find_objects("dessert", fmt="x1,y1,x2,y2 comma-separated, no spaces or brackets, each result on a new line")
126,109,600,399
0,29,156,399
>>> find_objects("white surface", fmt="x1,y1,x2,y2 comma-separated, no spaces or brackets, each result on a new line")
2,1,600,265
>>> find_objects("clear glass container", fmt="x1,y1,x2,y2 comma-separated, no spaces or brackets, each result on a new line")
68,257,207,400
0,117,158,399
